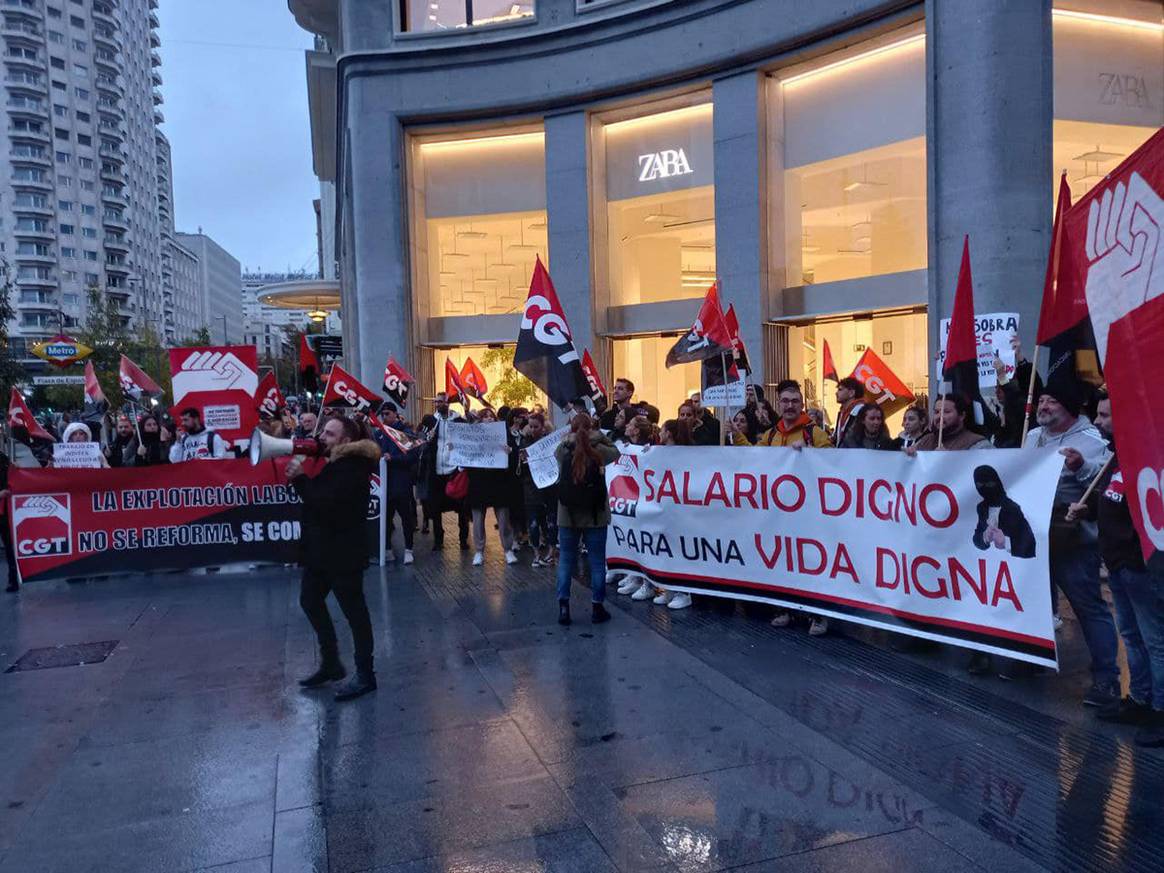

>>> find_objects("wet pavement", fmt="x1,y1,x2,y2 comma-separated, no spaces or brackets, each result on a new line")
0,538,1161,873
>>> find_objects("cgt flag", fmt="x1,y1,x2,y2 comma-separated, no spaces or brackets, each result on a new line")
299,334,320,393
1062,126,1164,567
119,354,162,402
822,339,839,383
322,364,380,415
255,372,285,419
666,283,733,367
459,357,489,402
8,389,53,441
82,360,107,412
514,256,590,409
851,348,915,418
581,349,608,415
382,357,413,408
444,357,468,406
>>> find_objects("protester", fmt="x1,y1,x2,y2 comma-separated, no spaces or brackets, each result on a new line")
841,405,895,450
1027,384,1119,708
745,383,766,410
623,414,657,447
169,408,226,462
660,418,694,447
517,413,558,568
910,394,991,451
758,380,832,449
415,413,438,535
806,407,828,433
833,377,866,446
892,405,929,451
105,416,138,467
374,401,422,565
506,407,531,550
465,407,517,567
419,391,470,550
287,415,381,700
0,429,39,592
1067,393,1164,745
688,394,720,446
727,409,759,446
294,409,318,439
554,413,619,625
600,378,659,429
644,419,694,610
135,415,170,466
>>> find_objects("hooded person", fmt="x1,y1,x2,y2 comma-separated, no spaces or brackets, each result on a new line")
62,421,109,468
971,465,1036,559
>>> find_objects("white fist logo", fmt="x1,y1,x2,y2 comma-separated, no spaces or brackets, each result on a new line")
1084,171,1164,361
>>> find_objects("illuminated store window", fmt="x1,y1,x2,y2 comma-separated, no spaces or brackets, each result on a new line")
612,335,701,417
1052,4,1163,205
603,103,715,306
411,131,547,318
779,30,926,286
401,0,534,32
787,310,929,433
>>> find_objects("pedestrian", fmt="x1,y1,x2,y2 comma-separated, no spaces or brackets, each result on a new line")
517,412,558,568
374,401,422,565
623,414,657,447
169,407,226,462
645,419,694,610
892,405,929,451
465,406,517,566
135,415,171,465
832,377,866,446
554,413,620,626
506,407,531,550
841,404,896,450
1027,383,1119,708
293,409,318,439
1067,392,1164,745
419,391,470,551
758,380,832,449
288,415,382,701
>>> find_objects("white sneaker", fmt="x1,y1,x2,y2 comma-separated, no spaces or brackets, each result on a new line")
505,550,518,565
652,591,673,606
770,611,791,628
808,616,829,636
631,581,655,601
617,576,641,595
403,550,414,566
472,552,484,566
668,592,692,610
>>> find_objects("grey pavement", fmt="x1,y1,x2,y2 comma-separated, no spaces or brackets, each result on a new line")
0,537,1160,873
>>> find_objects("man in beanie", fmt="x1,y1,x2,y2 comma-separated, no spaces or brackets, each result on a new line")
1025,382,1118,708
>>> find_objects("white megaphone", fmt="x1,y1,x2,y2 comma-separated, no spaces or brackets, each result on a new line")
249,427,322,465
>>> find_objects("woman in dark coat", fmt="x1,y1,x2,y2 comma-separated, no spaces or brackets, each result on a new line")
841,405,896,450
466,407,518,567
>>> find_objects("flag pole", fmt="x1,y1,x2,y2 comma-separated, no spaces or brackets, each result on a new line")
936,390,946,450
720,351,732,445
1019,345,1040,446
314,367,334,436
1068,453,1115,518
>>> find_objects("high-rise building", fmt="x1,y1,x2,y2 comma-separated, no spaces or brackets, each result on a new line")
176,231,242,344
1,0,171,360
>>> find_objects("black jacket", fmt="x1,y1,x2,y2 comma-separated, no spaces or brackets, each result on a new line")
292,439,381,573
692,410,719,446
973,497,1037,559
1075,452,1145,573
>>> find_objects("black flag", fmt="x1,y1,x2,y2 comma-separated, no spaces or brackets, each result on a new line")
514,257,590,410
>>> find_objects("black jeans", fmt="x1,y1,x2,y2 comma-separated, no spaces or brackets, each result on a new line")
428,502,469,547
1,518,17,587
299,567,374,674
386,494,417,549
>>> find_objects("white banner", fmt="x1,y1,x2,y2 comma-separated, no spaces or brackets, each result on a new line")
606,445,1062,667
525,426,569,489
447,421,509,469
937,312,1019,389
53,442,103,469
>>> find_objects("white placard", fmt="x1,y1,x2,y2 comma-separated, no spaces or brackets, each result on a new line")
447,421,508,469
203,404,242,431
53,441,103,469
702,377,747,407
525,426,570,489
937,312,1019,389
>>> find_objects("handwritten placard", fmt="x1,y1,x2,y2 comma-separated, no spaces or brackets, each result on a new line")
53,441,103,469
447,421,508,469
525,426,570,489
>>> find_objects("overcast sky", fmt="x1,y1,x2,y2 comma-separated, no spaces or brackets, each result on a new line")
158,1,319,276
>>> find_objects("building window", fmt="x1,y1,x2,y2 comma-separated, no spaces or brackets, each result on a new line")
60,223,74,235
80,181,94,193
82,227,96,238
55,128,69,140
78,156,92,168
73,63,88,77
48,7,62,18
77,111,90,123
61,246,76,258
409,129,547,318
58,199,73,211
75,87,88,99
72,39,86,51
69,14,83,28
50,56,65,69
777,30,927,288
84,250,97,261
600,102,715,307
48,30,64,43
56,151,71,163
54,104,68,117
400,0,534,33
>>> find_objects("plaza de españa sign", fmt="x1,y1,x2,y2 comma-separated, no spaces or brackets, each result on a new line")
31,335,93,369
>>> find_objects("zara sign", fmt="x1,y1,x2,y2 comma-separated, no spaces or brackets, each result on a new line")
637,148,693,182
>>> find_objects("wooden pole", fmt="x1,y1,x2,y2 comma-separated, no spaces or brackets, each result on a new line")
936,392,946,449
1068,453,1115,519
1019,346,1040,446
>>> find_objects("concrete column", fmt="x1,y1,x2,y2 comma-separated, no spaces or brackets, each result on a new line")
713,72,768,384
346,81,411,382
926,0,1052,372
545,111,595,358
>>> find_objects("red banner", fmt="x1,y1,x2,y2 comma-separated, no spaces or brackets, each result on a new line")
255,372,285,418
9,458,383,583
169,346,260,446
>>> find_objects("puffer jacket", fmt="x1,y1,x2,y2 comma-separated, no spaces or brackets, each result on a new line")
291,439,382,572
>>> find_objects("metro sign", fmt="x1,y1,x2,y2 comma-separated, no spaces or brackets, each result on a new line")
637,148,693,182
31,335,92,369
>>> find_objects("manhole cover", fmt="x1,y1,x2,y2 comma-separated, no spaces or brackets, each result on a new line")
5,641,119,673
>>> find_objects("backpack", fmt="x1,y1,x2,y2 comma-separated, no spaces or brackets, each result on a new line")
558,452,605,522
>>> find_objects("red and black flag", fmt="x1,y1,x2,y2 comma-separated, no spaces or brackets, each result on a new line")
321,364,379,415
8,388,53,441
1037,173,1102,407
942,237,994,431
666,283,733,367
81,359,108,422
459,357,489,402
118,354,163,402
821,338,839,383
514,256,590,410
255,372,285,419
382,356,413,408
580,349,608,416
299,334,320,393
444,357,468,406
724,304,751,375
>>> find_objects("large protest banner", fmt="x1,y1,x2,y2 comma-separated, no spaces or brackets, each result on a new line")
447,421,509,469
606,446,1063,667
10,458,384,583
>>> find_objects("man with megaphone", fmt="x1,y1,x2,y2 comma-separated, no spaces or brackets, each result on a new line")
284,414,383,701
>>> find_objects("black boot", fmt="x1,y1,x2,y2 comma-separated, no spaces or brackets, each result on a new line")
558,599,571,626
299,654,346,688
592,602,611,624
334,670,377,702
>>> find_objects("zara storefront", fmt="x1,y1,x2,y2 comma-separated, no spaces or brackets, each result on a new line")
291,0,1162,424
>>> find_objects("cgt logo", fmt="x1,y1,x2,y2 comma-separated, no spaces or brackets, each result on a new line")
367,475,381,521
333,380,373,413
608,453,641,518
12,494,72,558
1137,467,1164,552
